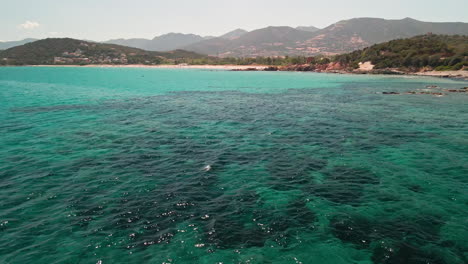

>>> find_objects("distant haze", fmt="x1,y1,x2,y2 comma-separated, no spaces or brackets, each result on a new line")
2,0,468,41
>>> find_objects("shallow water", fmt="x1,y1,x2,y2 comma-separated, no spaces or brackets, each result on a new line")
0,67,467,264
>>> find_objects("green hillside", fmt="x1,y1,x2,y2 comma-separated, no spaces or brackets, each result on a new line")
0,38,206,65
334,34,468,71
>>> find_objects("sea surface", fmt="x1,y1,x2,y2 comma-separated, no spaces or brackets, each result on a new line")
0,67,467,264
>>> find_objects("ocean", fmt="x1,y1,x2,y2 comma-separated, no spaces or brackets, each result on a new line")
0,67,467,264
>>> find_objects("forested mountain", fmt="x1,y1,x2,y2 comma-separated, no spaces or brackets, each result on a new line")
0,38,206,65
334,34,468,71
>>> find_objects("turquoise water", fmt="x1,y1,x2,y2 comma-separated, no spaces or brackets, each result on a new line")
0,67,467,264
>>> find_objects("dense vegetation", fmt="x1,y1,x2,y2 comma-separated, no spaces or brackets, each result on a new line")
334,34,468,71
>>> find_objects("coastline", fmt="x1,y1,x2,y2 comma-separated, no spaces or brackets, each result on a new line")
342,69,468,79
411,70,468,79
5,64,468,79
30,64,268,70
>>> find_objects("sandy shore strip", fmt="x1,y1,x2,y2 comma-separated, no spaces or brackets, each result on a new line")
413,70,468,79
32,64,268,70
22,65,468,79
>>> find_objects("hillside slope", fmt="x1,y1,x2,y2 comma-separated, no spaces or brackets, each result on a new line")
0,38,206,65
334,34,468,71
184,26,316,57
184,18,468,57
220,29,248,40
305,17,468,55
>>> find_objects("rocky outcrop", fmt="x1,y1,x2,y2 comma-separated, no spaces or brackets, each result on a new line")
264,66,279,71
325,62,345,71
279,64,315,71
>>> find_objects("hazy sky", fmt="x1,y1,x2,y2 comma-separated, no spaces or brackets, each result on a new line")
2,0,468,41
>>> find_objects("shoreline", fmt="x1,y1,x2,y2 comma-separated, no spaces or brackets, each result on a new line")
4,64,467,79
411,70,468,79
29,64,268,70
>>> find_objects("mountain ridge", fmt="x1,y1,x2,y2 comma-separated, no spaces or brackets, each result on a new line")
296,26,320,32
182,18,468,57
220,29,248,40
105,33,205,52
4,17,468,57
0,38,38,50
182,26,317,57
305,17,468,54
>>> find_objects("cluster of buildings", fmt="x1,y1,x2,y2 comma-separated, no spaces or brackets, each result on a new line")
53,49,129,64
